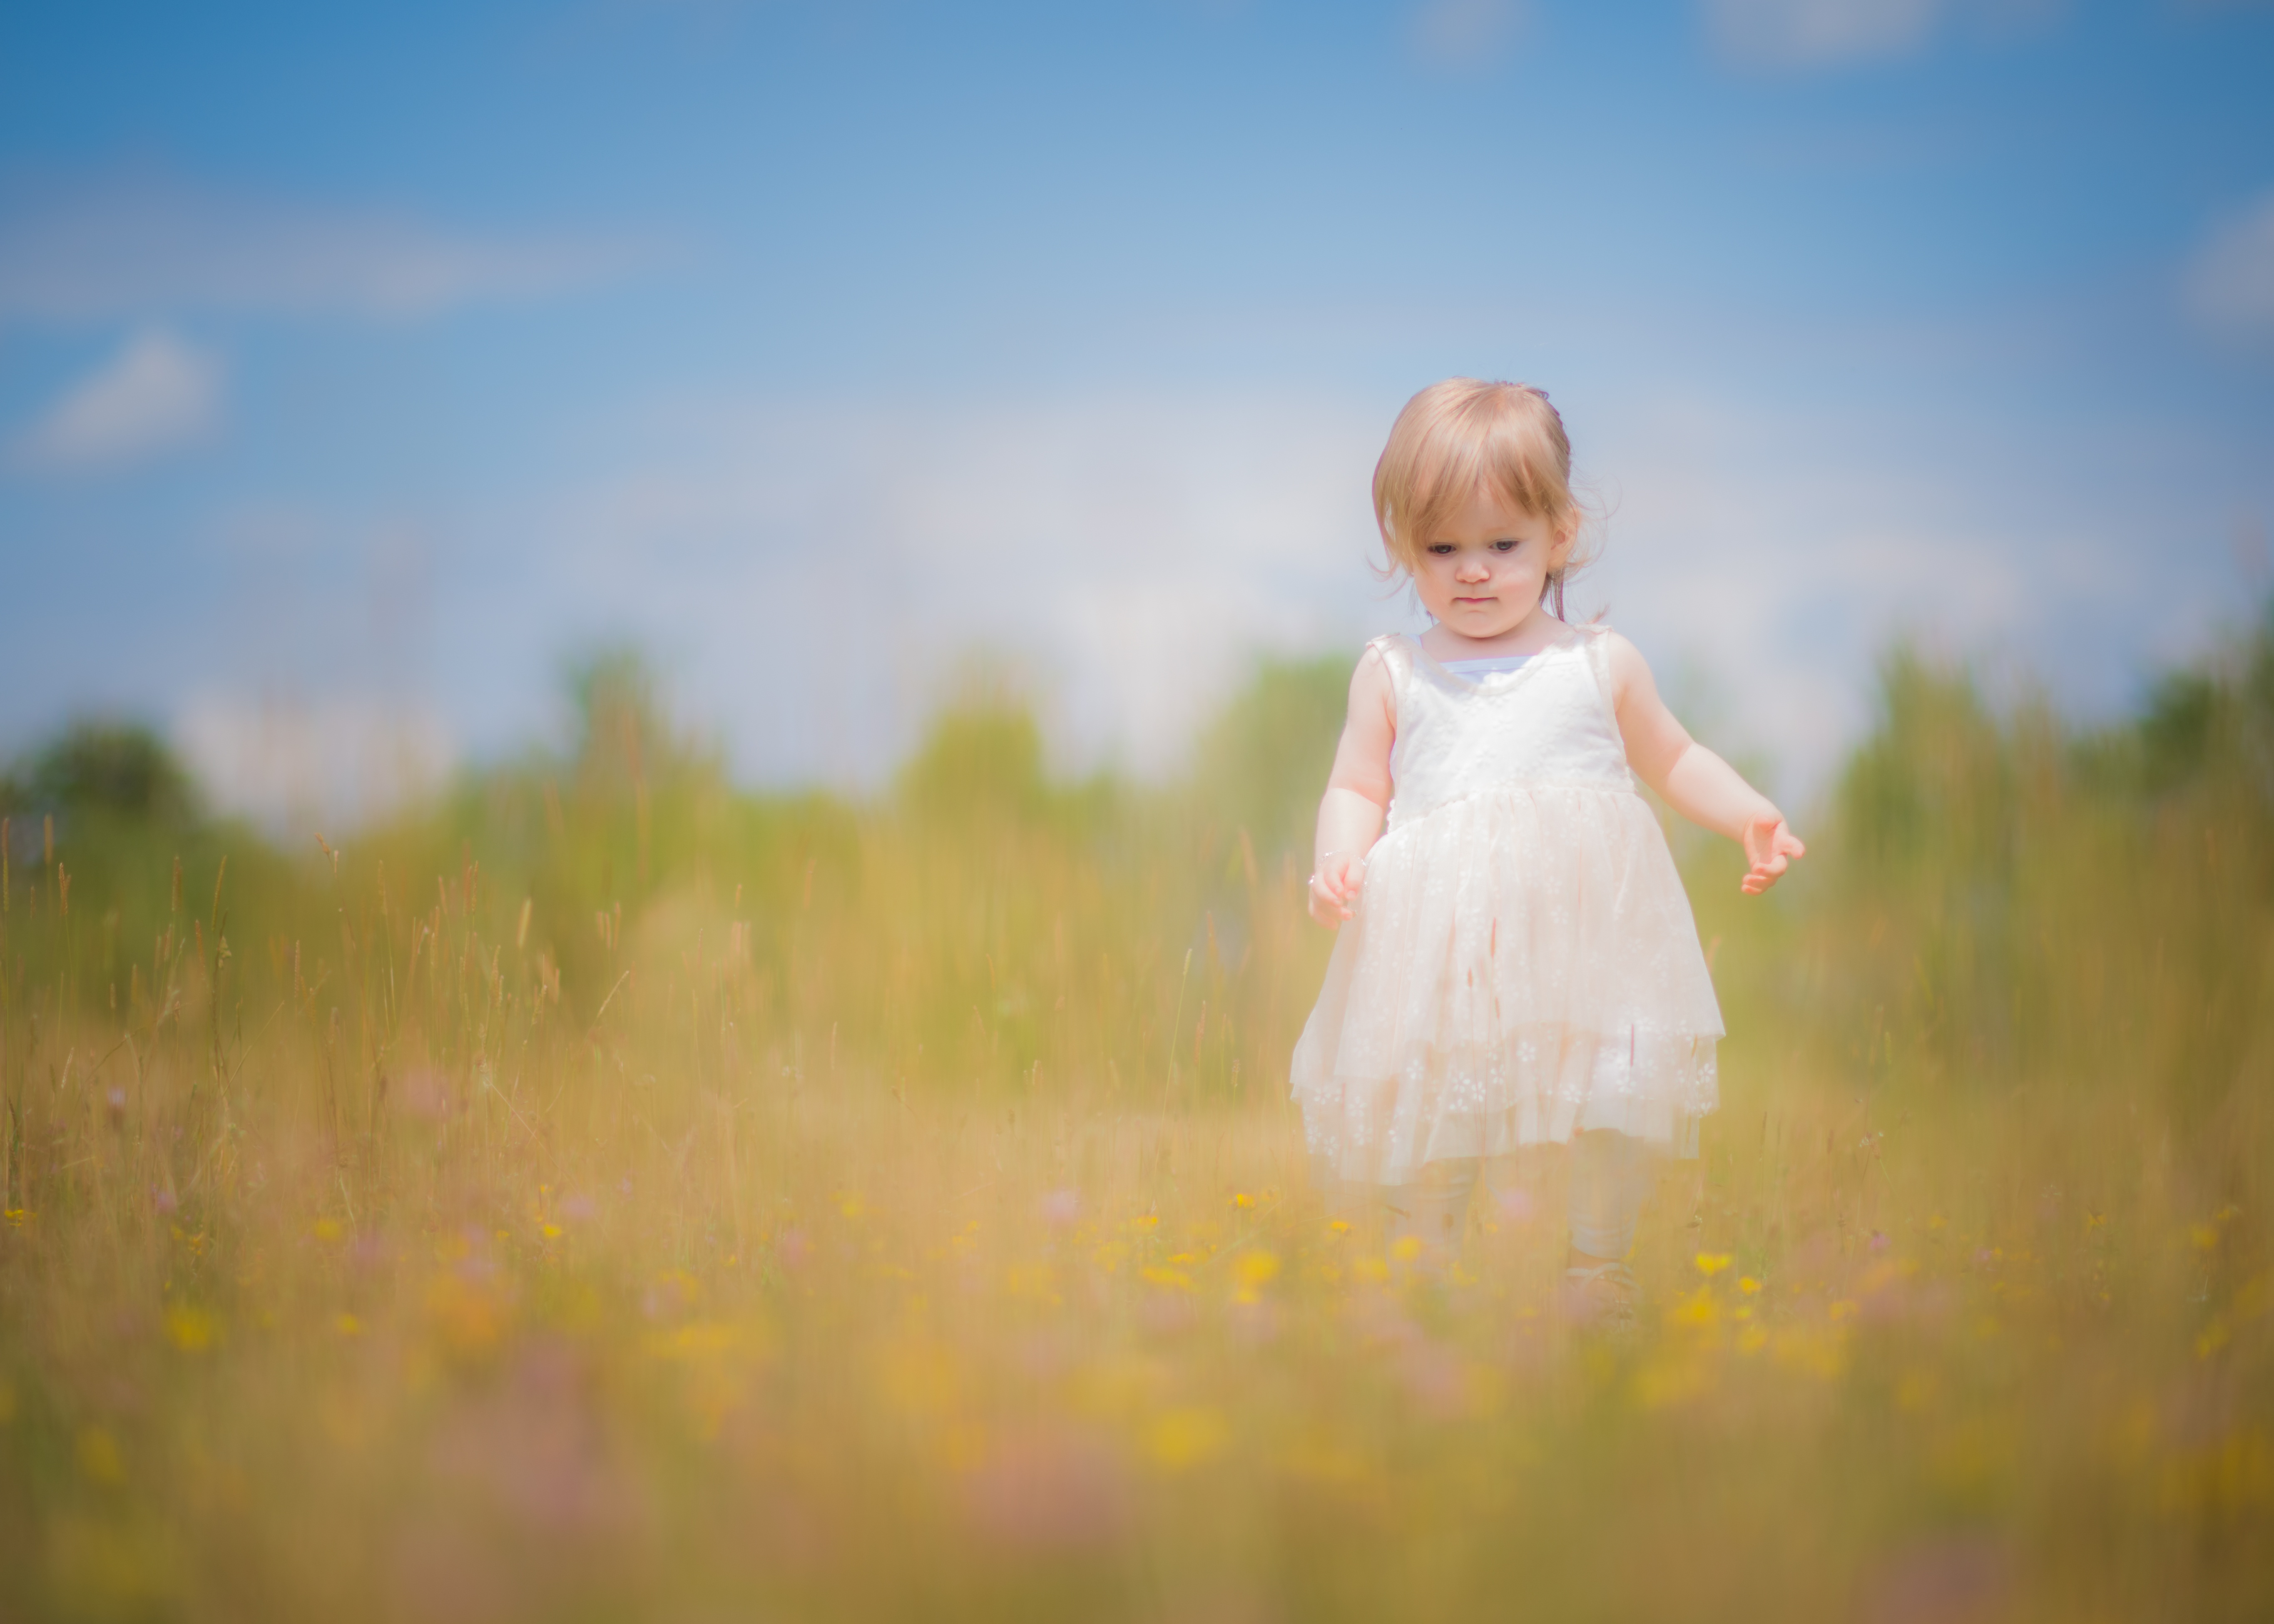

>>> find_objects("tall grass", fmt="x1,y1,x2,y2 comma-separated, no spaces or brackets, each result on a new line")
1,621,2269,1622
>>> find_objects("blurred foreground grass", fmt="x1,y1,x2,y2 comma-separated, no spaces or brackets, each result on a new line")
2,627,2272,1622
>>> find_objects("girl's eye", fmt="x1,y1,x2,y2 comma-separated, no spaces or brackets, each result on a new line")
1493,539,1517,551
1427,544,1454,555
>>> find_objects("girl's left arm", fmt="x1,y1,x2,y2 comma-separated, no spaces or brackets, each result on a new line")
1603,632,1805,895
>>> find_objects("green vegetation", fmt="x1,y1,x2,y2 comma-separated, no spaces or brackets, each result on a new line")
0,613,2269,1621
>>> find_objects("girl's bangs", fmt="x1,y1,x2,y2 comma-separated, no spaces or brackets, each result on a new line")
1403,420,1565,545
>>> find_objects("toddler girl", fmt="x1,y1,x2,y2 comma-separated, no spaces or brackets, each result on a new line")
1290,378,1804,1328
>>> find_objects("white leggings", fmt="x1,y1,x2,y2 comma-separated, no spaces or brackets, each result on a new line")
1560,1129,1652,1259
1326,1130,1652,1258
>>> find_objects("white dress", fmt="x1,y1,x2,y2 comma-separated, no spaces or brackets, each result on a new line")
1290,625,1722,1186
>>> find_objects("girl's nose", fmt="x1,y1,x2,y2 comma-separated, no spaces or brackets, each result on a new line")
1456,556,1490,581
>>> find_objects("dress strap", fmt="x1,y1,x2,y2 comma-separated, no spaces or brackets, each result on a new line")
1577,623,1638,786
1579,621,1613,685
1365,632,1413,738
1365,632,1413,694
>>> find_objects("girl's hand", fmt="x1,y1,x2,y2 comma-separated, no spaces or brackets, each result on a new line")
1740,814,1806,895
1308,853,1366,928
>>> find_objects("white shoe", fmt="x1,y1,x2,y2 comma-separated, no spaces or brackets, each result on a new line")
1562,1261,1640,1337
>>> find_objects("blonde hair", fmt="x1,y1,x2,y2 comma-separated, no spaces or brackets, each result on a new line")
1372,378,1584,617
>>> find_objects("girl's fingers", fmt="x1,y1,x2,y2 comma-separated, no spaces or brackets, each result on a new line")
1742,853,1788,892
1308,871,1359,925
1309,858,1368,921
1739,821,1805,894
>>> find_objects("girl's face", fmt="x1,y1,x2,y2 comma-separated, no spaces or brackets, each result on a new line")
1411,482,1574,644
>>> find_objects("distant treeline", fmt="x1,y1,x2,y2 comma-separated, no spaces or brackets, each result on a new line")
3,607,2270,1185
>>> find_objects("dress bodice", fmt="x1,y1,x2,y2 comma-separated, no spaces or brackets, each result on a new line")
1376,626,1637,831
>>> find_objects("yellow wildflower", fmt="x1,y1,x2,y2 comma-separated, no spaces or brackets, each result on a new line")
1146,1407,1227,1471
164,1305,219,1353
1694,1252,1733,1276
1235,1250,1281,1288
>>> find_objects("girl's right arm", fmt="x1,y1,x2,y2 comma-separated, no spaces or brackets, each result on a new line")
1309,644,1396,928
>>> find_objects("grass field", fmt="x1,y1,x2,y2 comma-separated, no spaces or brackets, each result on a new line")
2,629,2270,1622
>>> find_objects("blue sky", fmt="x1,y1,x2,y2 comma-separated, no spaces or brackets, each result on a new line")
2,0,2270,827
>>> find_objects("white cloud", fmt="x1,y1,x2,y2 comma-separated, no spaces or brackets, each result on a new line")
1698,0,2057,69
530,389,1395,785
1411,0,1529,69
2183,191,2274,342
10,328,225,473
0,173,653,324
174,690,453,835
1704,0,1942,68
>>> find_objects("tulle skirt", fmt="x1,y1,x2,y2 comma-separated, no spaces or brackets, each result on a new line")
1290,785,1723,1186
